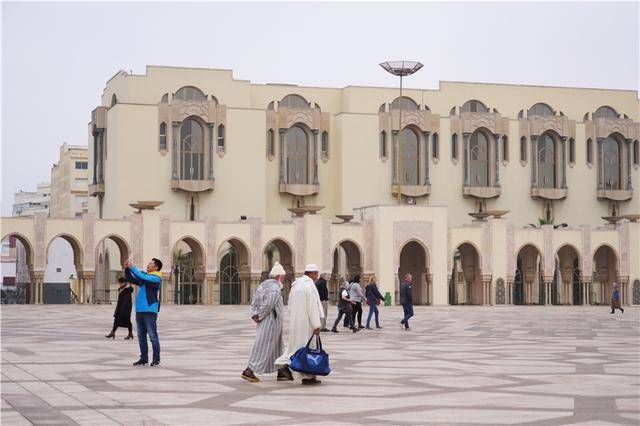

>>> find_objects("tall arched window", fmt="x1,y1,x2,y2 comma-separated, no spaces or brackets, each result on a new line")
520,137,527,162
401,128,419,185
321,131,329,157
462,100,489,113
380,131,387,158
217,124,225,152
180,118,204,180
175,86,206,101
451,134,458,160
569,138,575,164
391,97,419,111
634,140,639,165
432,133,439,159
286,126,309,184
267,129,275,157
470,130,489,186
159,122,167,150
586,138,593,164
603,136,621,190
538,133,556,188
502,136,509,162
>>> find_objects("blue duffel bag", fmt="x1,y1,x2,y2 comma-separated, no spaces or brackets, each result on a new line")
289,334,331,376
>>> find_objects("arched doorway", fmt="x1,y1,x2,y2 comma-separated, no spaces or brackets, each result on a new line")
592,245,618,305
556,245,581,305
218,239,250,305
172,237,205,305
1,234,33,304
44,235,82,304
398,241,430,305
262,239,294,303
330,240,362,303
514,244,543,305
449,243,481,305
95,235,130,304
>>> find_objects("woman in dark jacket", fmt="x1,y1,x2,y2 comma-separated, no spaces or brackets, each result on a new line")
365,275,385,329
105,277,134,339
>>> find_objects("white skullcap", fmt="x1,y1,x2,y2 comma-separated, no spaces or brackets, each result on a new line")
270,262,286,277
305,264,319,272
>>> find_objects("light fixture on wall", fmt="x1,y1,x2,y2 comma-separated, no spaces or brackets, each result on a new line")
240,215,247,221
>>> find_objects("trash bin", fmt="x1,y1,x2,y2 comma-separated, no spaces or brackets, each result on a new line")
384,292,392,307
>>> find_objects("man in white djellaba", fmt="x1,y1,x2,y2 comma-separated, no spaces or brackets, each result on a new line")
241,262,286,382
275,264,324,385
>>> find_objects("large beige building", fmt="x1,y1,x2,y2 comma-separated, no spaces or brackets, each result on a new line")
50,143,89,218
2,66,639,307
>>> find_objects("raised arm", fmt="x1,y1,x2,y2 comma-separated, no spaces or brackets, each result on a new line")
127,266,161,291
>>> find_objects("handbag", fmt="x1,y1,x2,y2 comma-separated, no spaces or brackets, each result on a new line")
289,334,331,376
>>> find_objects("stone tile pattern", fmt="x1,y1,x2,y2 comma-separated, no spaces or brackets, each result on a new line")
1,305,639,425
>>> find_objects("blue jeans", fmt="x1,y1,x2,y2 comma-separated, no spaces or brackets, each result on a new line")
366,303,380,328
400,304,414,329
136,312,160,362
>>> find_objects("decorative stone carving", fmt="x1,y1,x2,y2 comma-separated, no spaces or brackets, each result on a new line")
393,221,433,271
633,279,640,305
495,278,505,304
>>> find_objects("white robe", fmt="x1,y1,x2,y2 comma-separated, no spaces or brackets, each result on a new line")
276,275,324,368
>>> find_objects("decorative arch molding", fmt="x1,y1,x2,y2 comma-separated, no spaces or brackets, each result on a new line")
45,233,84,272
393,221,433,272
95,234,131,268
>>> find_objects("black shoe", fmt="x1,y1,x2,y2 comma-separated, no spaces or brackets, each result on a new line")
352,327,359,333
277,366,294,381
150,360,160,367
133,359,147,366
301,378,322,385
376,326,383,329
241,368,259,382
331,328,338,333
610,311,615,314
105,332,115,339
621,308,624,314
358,326,365,329
320,328,330,332
365,326,373,330
124,334,134,340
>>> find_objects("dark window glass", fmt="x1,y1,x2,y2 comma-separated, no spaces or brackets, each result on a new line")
633,140,639,165
470,131,489,186
593,106,618,119
462,100,489,113
391,96,419,111
321,131,329,156
267,129,275,156
75,161,88,170
569,138,575,163
217,124,225,149
380,131,387,158
502,136,509,161
586,139,593,164
401,128,419,185
520,137,527,162
175,86,206,101
286,126,309,184
451,134,458,160
538,133,556,188
159,122,167,150
527,103,554,117
432,133,439,159
180,118,204,180
603,136,621,190
281,94,309,109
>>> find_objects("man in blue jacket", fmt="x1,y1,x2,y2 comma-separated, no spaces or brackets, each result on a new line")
125,257,163,366
399,273,414,331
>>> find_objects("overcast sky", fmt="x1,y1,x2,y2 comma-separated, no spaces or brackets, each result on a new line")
1,1,638,215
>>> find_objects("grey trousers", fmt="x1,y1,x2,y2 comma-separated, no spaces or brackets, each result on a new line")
321,300,328,328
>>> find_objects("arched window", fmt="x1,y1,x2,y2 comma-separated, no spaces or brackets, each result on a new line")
286,126,309,184
603,136,621,190
174,86,206,101
160,93,168,103
538,133,556,188
401,128,419,185
321,131,329,157
520,137,527,162
502,136,509,161
280,94,309,109
451,134,458,160
267,129,275,157
391,96,419,111
159,122,167,150
634,140,639,165
569,138,575,164
527,103,554,117
593,106,618,119
432,133,439,159
180,118,204,180
470,130,490,186
462,100,489,113
380,131,387,158
217,124,225,152
111,94,118,107
586,138,593,164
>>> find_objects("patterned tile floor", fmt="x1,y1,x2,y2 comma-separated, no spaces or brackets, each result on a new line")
1,305,638,425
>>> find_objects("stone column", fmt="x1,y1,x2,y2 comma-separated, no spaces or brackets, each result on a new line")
463,132,470,186
279,129,286,184
506,280,514,305
250,274,261,301
493,133,500,187
626,139,632,190
172,122,179,180
561,136,567,189
312,130,319,185
392,130,398,185
208,123,215,181
619,277,630,305
531,135,538,188
423,131,430,185
544,279,553,305
161,273,172,304
597,138,604,189
426,273,433,305
211,273,220,305
582,280,591,305
81,271,95,304
481,276,492,306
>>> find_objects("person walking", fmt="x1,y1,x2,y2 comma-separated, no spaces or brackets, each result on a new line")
349,275,365,329
125,257,163,367
105,277,134,339
331,281,358,333
241,262,285,382
399,273,414,331
365,275,385,330
610,282,624,314
315,273,330,332
275,264,324,385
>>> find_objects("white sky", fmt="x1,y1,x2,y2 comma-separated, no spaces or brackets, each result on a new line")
1,1,638,215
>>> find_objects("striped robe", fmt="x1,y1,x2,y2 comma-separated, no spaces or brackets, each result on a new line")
247,279,284,374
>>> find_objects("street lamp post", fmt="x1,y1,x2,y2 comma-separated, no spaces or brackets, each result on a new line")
380,61,424,203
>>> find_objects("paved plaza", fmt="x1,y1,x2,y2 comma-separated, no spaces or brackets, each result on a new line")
1,304,639,426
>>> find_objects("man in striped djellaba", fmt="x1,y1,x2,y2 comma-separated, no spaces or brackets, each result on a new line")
241,262,286,382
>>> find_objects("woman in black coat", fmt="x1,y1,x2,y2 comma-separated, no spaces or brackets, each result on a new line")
105,277,133,339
